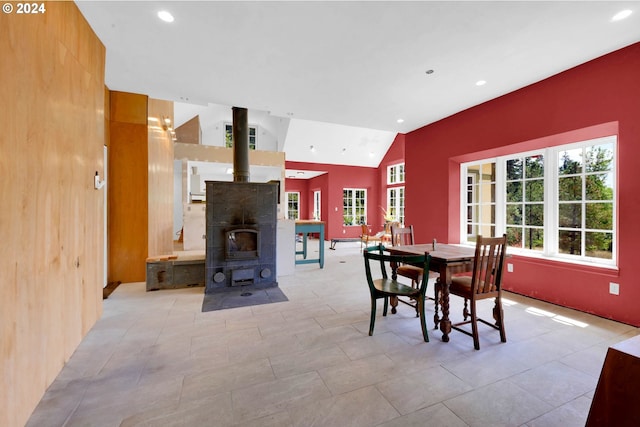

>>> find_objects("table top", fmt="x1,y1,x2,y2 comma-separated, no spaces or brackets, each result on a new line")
389,243,476,262
295,220,325,225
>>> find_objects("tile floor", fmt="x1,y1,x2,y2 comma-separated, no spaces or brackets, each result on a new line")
27,241,638,427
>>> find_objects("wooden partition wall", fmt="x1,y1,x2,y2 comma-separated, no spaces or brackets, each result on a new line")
108,93,174,283
147,99,175,258
109,91,149,282
0,3,106,426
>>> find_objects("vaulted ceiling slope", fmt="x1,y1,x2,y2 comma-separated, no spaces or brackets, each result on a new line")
76,1,640,167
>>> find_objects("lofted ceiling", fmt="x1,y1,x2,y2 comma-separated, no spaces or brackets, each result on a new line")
76,1,639,170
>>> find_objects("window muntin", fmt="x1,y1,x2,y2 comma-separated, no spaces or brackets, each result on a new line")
387,187,405,224
461,136,616,266
557,142,614,260
285,192,299,220
224,124,257,150
343,188,366,225
387,163,405,184
506,154,545,251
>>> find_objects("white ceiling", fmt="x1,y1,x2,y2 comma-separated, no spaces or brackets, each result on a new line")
76,1,640,169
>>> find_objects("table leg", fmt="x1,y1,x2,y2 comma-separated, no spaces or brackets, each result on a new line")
438,266,452,342
302,233,308,259
319,228,324,268
390,258,399,314
433,278,441,329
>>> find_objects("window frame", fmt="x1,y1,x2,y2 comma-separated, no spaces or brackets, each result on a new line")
387,163,405,185
460,135,617,267
313,190,321,221
224,123,257,150
285,191,300,220
343,188,367,226
386,186,405,224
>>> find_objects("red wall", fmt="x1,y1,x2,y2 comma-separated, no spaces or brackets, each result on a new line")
405,42,640,326
285,162,380,239
377,134,406,212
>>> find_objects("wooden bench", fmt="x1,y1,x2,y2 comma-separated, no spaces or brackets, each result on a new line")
329,237,362,250
146,254,205,291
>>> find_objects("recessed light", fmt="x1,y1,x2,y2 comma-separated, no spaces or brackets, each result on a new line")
397,118,404,124
157,10,174,23
476,80,487,86
310,145,316,153
611,9,632,22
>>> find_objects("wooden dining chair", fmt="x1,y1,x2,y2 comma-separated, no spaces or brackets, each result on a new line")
439,234,507,350
360,224,382,250
390,224,423,289
363,244,431,342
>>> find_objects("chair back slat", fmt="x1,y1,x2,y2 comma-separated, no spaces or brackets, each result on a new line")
390,224,415,247
470,235,507,296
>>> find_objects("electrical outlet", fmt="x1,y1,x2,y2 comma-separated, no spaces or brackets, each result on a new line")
507,263,514,273
609,282,620,295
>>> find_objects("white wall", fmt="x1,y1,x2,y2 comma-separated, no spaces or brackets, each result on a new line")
174,102,288,152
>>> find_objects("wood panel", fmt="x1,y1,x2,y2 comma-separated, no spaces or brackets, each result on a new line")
586,334,640,426
148,98,175,257
175,115,201,144
0,3,105,426
108,92,148,283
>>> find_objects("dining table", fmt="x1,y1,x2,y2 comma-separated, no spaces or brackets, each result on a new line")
387,243,476,343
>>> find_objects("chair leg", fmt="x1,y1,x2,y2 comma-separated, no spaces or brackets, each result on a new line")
493,297,507,343
471,302,480,350
369,298,377,336
418,297,429,342
462,298,470,321
382,296,389,317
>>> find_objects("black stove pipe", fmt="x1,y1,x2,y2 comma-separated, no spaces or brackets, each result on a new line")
232,107,250,182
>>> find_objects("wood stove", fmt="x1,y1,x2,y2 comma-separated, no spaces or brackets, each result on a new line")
205,181,278,293
205,107,278,293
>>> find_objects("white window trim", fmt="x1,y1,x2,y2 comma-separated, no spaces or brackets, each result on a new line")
386,186,405,224
343,188,367,225
285,191,300,220
387,163,405,185
313,191,321,221
460,135,617,268
224,122,258,149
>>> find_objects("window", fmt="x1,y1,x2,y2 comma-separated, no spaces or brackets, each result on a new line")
506,154,544,251
285,192,299,220
313,191,321,220
465,162,496,240
224,124,257,150
387,163,405,184
387,187,405,224
343,188,366,225
386,163,405,223
461,135,616,266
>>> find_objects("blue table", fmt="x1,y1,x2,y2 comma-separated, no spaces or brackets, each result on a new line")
295,220,325,268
